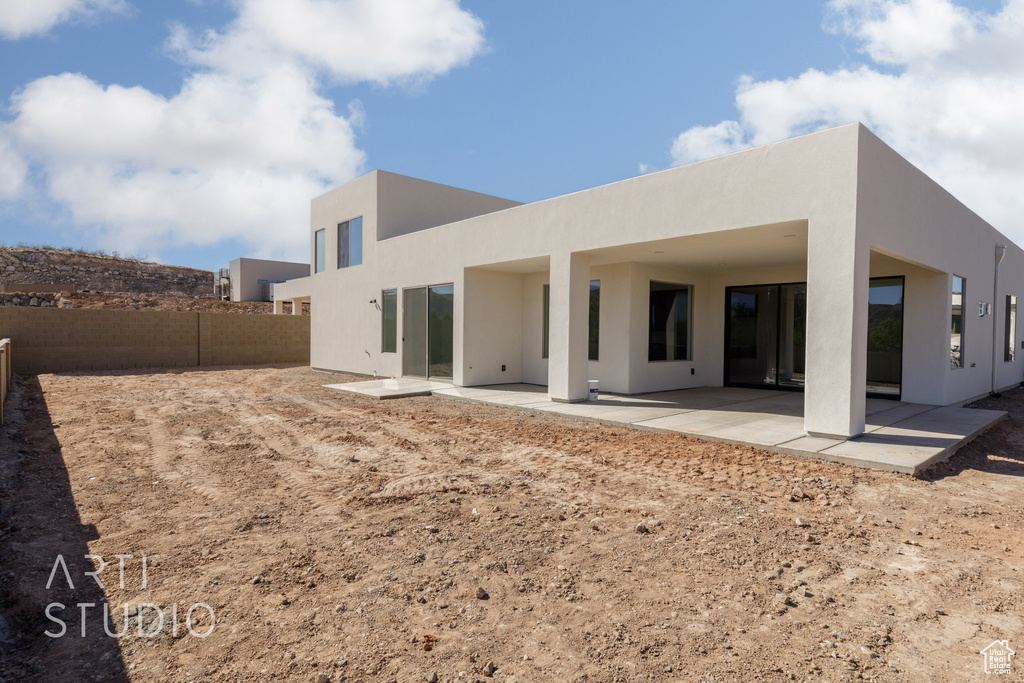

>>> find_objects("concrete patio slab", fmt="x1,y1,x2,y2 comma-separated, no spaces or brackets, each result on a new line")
706,414,809,447
325,378,453,399
634,408,764,433
864,402,938,430
865,397,905,415
433,384,553,407
776,435,845,454
325,380,1005,475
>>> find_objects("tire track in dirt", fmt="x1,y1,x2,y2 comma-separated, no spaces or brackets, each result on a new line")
4,366,1020,683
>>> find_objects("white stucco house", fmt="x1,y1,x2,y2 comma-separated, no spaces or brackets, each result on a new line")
275,123,1024,440
223,257,310,302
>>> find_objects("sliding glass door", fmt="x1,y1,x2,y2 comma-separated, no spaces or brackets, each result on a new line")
725,283,806,389
427,285,454,379
403,288,428,378
402,284,454,380
726,285,778,386
866,277,903,398
725,278,901,397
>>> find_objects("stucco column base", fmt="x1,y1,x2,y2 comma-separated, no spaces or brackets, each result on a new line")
551,397,588,404
807,430,862,440
548,251,591,402
273,300,285,315
291,299,302,315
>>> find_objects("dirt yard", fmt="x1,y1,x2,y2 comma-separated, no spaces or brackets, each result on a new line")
0,366,1021,682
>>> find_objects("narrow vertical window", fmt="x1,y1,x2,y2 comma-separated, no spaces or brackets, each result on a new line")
951,275,964,368
314,229,325,273
589,280,600,361
382,289,397,353
542,284,550,359
1005,294,1016,362
337,221,350,268
649,281,692,361
350,217,363,266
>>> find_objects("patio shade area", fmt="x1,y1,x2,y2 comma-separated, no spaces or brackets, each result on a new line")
325,380,1006,475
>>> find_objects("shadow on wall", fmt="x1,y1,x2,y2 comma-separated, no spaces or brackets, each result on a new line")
0,375,130,682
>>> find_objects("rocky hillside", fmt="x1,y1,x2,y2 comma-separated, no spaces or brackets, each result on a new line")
0,247,212,296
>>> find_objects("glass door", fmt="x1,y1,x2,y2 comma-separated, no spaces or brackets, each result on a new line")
725,278,902,397
403,287,428,377
725,283,806,390
402,284,454,380
427,285,454,379
866,277,904,398
726,285,779,386
778,284,807,389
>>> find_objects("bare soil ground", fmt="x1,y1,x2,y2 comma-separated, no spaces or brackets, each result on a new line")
0,366,1021,683
63,292,309,315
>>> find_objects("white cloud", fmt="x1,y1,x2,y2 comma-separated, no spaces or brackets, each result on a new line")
170,0,486,86
0,126,27,199
2,0,485,260
0,0,125,40
670,119,747,167
670,0,1024,239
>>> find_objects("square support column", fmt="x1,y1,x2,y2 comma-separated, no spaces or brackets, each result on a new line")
804,222,869,438
291,299,303,315
273,299,285,315
548,252,591,402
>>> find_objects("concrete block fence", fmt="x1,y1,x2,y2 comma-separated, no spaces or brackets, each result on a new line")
0,308,309,375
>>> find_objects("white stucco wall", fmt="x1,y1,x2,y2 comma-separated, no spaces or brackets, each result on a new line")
463,268,524,386
305,123,1023,437
229,257,310,301
856,127,1024,404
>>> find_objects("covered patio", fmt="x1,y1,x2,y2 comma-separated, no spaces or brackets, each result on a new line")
325,379,1005,475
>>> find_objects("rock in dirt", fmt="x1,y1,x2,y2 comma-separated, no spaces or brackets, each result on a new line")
590,517,603,530
795,517,810,527
476,587,489,600
635,520,649,534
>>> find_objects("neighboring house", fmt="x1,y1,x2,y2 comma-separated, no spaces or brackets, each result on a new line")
304,123,1024,440
227,257,310,302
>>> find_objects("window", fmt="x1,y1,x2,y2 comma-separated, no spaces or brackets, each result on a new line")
382,289,397,353
951,275,964,368
540,281,599,360
589,280,600,361
337,216,363,268
649,281,692,361
866,277,904,398
314,229,325,273
1006,294,1017,362
542,284,550,359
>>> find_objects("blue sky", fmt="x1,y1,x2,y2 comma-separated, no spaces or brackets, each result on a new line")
0,0,1019,272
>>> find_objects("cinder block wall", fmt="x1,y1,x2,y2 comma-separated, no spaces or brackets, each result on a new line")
207,313,311,366
0,308,309,374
